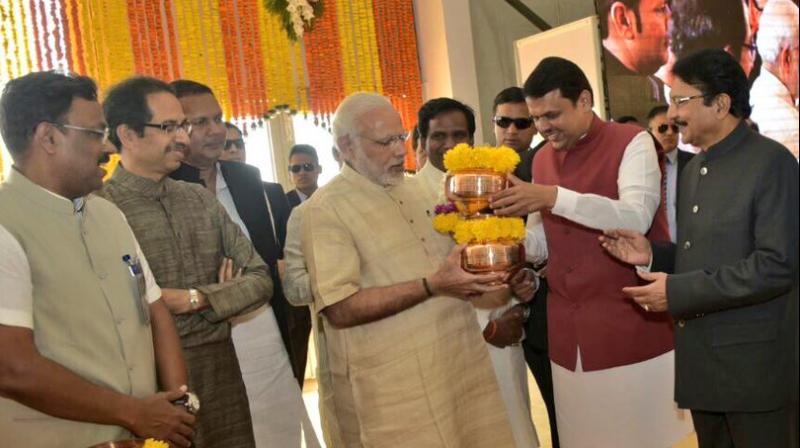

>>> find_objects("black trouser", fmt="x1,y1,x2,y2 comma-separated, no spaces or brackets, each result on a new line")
691,404,799,448
523,279,559,448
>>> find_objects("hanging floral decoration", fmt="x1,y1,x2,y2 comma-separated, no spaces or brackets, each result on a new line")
0,0,425,178
263,0,322,41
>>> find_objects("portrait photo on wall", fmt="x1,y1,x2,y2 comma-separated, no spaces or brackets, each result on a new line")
596,0,799,159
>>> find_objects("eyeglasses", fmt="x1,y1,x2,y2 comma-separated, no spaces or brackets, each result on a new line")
142,121,193,134
357,133,409,148
225,138,245,151
670,94,709,107
656,124,679,134
493,116,534,130
50,122,110,142
289,163,317,173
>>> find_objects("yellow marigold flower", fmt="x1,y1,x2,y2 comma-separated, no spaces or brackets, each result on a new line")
143,439,170,448
433,212,460,234
449,216,526,244
443,144,520,174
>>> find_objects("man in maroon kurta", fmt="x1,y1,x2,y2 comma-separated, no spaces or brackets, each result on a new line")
492,57,693,447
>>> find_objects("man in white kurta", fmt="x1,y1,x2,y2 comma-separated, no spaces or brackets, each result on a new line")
749,0,799,159
301,92,515,447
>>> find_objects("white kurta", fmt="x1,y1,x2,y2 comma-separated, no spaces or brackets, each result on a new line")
552,350,692,448
474,303,539,448
216,165,320,448
750,69,799,160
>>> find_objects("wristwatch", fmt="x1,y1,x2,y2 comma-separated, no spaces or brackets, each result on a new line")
172,391,200,415
188,288,200,311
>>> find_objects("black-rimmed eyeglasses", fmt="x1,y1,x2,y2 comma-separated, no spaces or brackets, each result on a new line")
142,121,193,134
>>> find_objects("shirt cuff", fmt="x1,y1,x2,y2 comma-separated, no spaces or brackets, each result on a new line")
635,253,654,273
551,186,578,217
0,309,34,329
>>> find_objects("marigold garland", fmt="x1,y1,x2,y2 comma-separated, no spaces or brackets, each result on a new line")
443,144,521,175
448,216,527,245
1,0,425,152
433,205,526,245
432,212,460,234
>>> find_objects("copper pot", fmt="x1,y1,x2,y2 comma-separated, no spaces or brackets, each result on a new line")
462,241,525,274
445,170,508,216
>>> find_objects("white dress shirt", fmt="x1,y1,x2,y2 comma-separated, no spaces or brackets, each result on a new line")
525,131,662,264
664,149,678,243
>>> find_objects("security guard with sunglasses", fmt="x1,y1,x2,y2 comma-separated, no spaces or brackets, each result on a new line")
647,104,694,243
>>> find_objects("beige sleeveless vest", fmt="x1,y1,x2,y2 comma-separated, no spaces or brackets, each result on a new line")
0,170,157,447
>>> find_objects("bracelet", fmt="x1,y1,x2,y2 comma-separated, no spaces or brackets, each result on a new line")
484,320,498,340
188,288,199,310
422,277,434,297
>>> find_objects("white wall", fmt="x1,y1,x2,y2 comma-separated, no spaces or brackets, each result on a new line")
413,0,484,143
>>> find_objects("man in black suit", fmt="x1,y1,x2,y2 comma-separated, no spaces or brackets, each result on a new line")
167,80,309,389
492,86,559,448
601,49,798,448
647,105,694,243
286,144,321,208
221,122,291,249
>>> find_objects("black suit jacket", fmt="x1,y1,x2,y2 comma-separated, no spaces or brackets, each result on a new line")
653,123,798,412
521,140,550,352
170,162,310,379
263,182,291,250
675,149,693,193
286,189,302,208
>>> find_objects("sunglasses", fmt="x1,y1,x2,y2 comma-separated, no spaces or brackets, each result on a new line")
493,116,534,130
657,124,679,134
225,138,245,150
289,163,317,173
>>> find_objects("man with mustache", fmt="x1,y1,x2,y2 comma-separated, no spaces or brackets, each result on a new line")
414,97,475,205
300,92,516,446
99,76,272,447
0,71,194,446
167,79,314,446
601,49,798,447
491,57,693,447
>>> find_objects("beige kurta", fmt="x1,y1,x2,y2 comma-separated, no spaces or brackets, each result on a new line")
301,165,515,447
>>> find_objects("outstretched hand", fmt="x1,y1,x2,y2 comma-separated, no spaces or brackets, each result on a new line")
490,174,558,216
598,228,652,267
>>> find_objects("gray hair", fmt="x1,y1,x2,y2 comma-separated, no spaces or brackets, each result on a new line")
332,92,394,145
757,0,799,66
